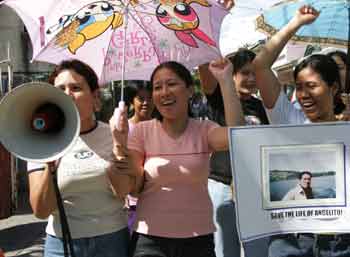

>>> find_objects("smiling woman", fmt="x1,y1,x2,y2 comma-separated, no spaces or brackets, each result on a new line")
27,59,131,257
293,55,340,123
110,59,244,257
252,4,350,257
151,62,195,123
254,6,342,124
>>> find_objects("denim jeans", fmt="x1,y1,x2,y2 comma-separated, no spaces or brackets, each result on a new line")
208,179,240,257
269,234,350,257
208,179,271,257
44,228,129,257
244,236,270,257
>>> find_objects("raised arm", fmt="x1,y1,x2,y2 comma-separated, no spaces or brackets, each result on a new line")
197,0,235,95
198,63,218,95
207,58,244,151
253,5,319,108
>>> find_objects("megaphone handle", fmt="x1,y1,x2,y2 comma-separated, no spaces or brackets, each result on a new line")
114,101,125,131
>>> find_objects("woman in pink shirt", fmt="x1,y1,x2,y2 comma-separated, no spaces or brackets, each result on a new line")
111,59,243,257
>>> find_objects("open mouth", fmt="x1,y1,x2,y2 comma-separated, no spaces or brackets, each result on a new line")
300,101,316,113
161,99,176,106
140,107,150,112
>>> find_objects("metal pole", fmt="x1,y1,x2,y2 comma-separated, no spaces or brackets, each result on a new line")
7,64,12,92
5,42,17,211
0,67,2,98
7,42,12,92
0,41,16,213
120,5,129,102
346,5,350,94
341,5,350,115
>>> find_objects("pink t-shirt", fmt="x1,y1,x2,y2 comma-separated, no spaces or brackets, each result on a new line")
128,118,219,238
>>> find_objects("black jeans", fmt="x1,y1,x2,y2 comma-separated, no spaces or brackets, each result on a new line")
130,232,216,257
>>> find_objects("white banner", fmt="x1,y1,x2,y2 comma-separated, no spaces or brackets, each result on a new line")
229,122,350,242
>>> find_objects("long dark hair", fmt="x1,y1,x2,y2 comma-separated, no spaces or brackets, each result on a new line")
327,51,347,68
293,54,344,114
48,59,99,92
150,61,194,120
326,51,348,113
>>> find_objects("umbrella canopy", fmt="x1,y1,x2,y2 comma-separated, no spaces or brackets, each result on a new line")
220,0,281,55
3,0,228,84
256,0,349,47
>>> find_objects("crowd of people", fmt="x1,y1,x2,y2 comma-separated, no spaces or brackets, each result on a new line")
24,2,349,257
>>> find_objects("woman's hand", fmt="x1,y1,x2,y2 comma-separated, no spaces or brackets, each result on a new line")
109,105,129,156
216,0,234,10
292,5,320,27
110,154,131,175
107,152,137,200
208,58,233,85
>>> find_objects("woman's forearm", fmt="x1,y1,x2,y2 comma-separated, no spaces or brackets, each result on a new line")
255,18,301,70
254,5,319,109
107,145,144,198
219,79,244,126
28,168,57,219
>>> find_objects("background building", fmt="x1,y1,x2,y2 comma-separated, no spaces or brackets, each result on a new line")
0,4,53,92
0,5,53,218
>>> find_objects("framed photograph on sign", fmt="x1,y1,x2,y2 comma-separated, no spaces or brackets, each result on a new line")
261,143,345,210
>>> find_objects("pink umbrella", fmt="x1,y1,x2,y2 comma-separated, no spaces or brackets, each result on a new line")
2,0,228,89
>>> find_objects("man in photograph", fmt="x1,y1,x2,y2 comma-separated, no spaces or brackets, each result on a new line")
283,171,314,200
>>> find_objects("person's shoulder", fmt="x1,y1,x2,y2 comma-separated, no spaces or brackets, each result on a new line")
190,118,212,125
86,121,110,137
81,121,113,147
134,119,158,129
289,185,299,192
283,186,299,200
131,119,161,137
189,118,219,131
289,185,303,195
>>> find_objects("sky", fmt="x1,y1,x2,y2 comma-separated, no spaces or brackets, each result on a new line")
268,146,340,173
219,0,281,56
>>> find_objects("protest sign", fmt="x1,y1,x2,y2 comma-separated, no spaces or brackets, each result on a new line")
229,122,350,241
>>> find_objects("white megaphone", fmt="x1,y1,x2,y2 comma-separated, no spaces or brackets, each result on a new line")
0,82,80,163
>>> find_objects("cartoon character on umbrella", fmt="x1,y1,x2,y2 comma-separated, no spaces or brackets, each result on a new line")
47,1,124,54
155,0,217,48
46,0,217,55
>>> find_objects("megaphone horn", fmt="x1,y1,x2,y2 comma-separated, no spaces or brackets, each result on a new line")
0,82,80,163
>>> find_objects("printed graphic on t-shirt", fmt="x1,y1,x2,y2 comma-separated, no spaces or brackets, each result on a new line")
74,150,94,160
59,140,109,177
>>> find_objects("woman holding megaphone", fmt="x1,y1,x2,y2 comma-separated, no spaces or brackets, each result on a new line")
27,59,131,257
